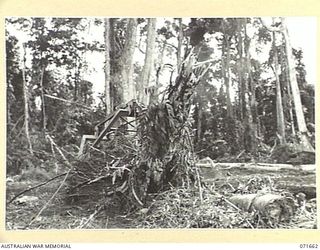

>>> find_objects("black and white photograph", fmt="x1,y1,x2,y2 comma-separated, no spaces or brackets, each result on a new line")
5,17,316,230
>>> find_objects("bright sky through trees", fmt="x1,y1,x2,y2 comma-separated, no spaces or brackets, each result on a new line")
7,17,316,101
81,17,316,99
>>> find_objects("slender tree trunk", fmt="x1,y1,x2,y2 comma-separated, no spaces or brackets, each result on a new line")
73,60,77,101
39,66,46,134
237,20,246,152
244,22,257,153
225,42,233,118
22,44,33,155
73,57,80,101
281,18,314,152
109,19,118,108
237,23,244,122
139,18,157,105
283,55,296,136
177,18,183,72
237,20,247,149
38,27,47,134
197,103,202,142
238,18,257,153
237,82,243,121
272,30,286,144
221,21,233,118
121,18,138,103
104,18,112,115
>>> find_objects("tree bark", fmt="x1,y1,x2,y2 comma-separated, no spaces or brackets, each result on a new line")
281,18,314,152
39,66,46,134
108,19,118,108
286,70,296,136
104,18,112,115
259,18,296,138
238,18,257,153
120,18,138,103
22,44,33,155
272,29,286,144
244,22,257,154
237,21,245,122
139,18,157,105
222,20,233,118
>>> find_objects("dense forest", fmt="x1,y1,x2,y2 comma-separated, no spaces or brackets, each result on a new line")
6,17,316,229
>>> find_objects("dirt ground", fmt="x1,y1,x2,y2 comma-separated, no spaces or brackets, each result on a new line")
6,163,316,229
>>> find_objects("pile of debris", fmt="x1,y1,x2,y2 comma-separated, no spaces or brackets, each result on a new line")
65,52,213,213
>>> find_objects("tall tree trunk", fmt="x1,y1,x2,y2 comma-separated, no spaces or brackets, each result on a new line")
39,66,46,134
38,27,47,135
225,40,233,118
177,18,183,72
281,18,314,152
237,20,246,151
238,18,257,153
237,22,244,122
283,55,296,136
222,20,233,118
22,44,33,155
120,18,138,103
272,29,286,144
109,19,117,108
244,21,257,154
104,18,112,115
139,18,157,105
260,18,295,137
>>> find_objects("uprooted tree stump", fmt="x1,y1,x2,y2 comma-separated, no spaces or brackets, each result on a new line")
64,52,213,213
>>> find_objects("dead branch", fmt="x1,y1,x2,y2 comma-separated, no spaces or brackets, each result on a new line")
23,135,77,228
222,196,241,211
7,172,67,205
46,134,73,169
236,150,245,159
44,94,92,110
132,185,144,206
77,205,104,229
25,169,71,229
9,114,24,137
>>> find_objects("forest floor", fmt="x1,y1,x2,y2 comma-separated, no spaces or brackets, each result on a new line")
6,162,316,229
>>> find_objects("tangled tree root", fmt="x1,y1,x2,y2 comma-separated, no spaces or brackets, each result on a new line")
65,52,211,212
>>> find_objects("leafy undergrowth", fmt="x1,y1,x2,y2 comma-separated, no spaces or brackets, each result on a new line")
135,187,316,229
6,165,316,229
136,187,256,228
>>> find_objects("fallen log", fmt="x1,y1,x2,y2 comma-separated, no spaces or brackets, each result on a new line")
196,162,315,173
197,160,316,200
228,193,296,224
